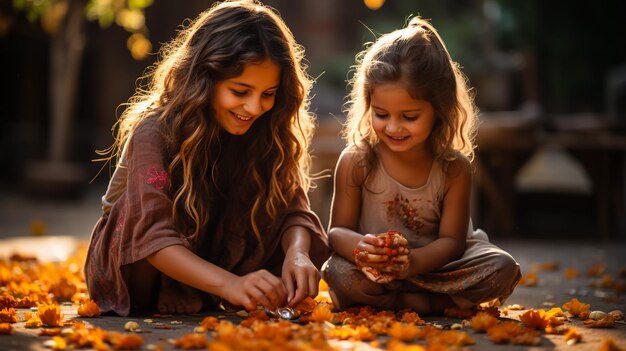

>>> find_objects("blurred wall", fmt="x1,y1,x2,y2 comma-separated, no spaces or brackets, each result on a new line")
1,0,625,237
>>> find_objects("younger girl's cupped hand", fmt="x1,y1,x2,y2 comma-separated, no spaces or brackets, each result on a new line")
354,231,411,282
282,250,320,307
223,270,287,311
353,234,388,266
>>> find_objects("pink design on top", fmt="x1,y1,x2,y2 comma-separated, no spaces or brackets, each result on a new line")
146,166,168,191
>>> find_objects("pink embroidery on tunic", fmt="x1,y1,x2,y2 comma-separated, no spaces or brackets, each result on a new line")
110,214,124,250
146,166,168,191
115,215,124,232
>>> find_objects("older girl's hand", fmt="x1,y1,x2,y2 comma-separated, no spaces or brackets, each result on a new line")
282,250,319,307
223,270,287,311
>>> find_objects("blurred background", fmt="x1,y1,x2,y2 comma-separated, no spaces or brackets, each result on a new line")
1,0,625,241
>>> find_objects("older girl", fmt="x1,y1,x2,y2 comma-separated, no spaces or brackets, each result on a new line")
85,0,328,316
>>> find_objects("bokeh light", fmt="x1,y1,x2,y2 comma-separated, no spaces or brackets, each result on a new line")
364,0,385,11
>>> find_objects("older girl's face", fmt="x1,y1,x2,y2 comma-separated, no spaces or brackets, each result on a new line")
213,59,281,135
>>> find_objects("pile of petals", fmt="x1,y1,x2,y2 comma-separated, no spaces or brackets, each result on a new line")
1,248,626,350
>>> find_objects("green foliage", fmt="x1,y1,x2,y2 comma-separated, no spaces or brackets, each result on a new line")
12,0,55,22
128,0,153,10
11,0,152,31
9,0,154,59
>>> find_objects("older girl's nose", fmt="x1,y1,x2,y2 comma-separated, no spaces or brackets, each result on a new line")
244,97,263,116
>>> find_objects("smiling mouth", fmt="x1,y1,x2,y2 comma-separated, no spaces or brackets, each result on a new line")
233,112,253,121
387,135,408,141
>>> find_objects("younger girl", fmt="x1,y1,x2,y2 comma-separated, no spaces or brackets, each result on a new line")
85,0,328,316
322,17,520,314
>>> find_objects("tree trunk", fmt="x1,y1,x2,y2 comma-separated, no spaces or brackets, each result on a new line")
24,0,87,197
49,0,86,162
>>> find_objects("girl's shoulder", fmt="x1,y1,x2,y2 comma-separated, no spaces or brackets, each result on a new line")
133,115,160,136
336,147,360,170
338,145,373,169
440,152,472,185
130,116,164,144
125,116,168,157
336,146,375,186
340,145,367,158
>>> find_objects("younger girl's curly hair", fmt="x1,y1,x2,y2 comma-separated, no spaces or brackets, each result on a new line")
100,0,315,243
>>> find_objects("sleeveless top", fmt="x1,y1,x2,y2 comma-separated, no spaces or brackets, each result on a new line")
358,153,473,249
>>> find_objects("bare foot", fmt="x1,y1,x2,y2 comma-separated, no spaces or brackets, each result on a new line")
396,292,431,315
398,293,459,316
443,306,477,318
157,278,203,314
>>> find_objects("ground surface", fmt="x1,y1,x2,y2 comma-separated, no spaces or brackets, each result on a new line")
0,236,624,350
0,186,625,350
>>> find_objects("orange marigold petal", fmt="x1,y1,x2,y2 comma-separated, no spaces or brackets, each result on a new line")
77,299,101,317
37,303,63,327
388,322,419,341
564,328,583,343
470,311,498,332
173,333,208,349
310,304,334,323
562,298,590,317
0,323,12,335
519,309,550,330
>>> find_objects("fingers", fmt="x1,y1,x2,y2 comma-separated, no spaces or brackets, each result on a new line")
285,266,320,307
386,234,408,247
377,231,409,247
283,272,295,303
357,234,386,255
308,271,319,298
241,270,287,309
356,231,411,284
357,251,389,263
363,234,384,246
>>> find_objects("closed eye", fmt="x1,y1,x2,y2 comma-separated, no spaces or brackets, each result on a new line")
373,111,389,119
262,91,277,98
231,89,247,97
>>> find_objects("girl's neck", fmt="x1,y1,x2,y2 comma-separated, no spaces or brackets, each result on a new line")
376,142,432,165
375,143,434,189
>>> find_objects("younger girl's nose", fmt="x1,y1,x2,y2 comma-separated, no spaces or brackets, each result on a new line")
385,120,402,134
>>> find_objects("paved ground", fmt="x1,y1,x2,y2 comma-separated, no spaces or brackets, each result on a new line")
0,186,625,350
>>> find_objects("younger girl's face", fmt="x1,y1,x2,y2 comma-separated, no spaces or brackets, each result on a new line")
213,59,281,135
370,82,435,154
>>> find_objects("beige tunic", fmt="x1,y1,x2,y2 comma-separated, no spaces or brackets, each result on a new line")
85,118,329,316
323,149,520,309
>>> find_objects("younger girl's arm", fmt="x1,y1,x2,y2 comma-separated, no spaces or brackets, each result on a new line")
148,245,287,310
399,158,471,278
328,150,387,260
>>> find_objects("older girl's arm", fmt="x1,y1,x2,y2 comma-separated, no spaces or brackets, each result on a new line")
148,245,287,310
281,226,319,306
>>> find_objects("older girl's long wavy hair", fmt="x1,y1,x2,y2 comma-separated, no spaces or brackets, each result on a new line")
343,16,478,179
99,0,315,243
